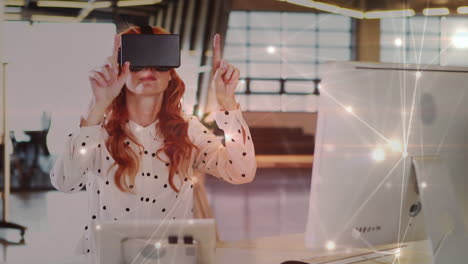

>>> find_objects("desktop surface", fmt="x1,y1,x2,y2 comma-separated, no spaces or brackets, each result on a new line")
38,233,432,264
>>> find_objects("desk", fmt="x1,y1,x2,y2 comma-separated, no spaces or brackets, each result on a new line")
256,155,314,168
52,233,432,264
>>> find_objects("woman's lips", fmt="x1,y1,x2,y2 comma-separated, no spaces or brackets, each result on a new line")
140,77,156,82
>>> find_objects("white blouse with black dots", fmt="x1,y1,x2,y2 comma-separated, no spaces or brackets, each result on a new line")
49,108,257,260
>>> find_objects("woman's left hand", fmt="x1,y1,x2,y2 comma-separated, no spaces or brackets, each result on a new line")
212,33,240,111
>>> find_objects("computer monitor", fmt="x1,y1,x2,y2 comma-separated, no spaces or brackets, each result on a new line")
93,218,216,264
306,61,468,263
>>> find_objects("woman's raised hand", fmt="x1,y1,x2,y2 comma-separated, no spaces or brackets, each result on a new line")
88,35,130,108
212,33,239,111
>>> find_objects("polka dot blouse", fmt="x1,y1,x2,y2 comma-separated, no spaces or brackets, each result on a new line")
49,107,257,258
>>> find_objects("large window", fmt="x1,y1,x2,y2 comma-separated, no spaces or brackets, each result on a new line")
225,11,353,112
380,16,468,66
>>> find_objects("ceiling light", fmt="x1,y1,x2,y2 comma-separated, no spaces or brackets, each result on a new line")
284,0,315,8
94,1,112,8
37,1,111,8
365,9,415,19
423,8,449,16
339,8,364,19
37,1,90,8
5,0,25,6
313,1,341,14
31,14,78,22
117,0,162,7
457,6,468,14
5,13,22,20
5,6,22,13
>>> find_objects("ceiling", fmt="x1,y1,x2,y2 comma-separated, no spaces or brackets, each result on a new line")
232,0,468,14
3,0,468,23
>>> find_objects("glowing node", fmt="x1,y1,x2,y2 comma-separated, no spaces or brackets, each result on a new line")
225,134,232,142
394,38,403,47
421,181,427,189
395,248,401,258
326,241,336,251
372,148,385,162
415,71,422,78
402,151,408,158
95,225,101,231
389,140,402,152
266,46,276,54
80,148,87,155
154,242,162,249
188,219,195,225
324,144,336,152
452,30,468,49
345,106,353,113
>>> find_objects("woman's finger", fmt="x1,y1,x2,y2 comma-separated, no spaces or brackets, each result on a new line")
106,64,117,81
106,56,119,74
223,64,235,82
90,71,108,86
89,78,104,88
102,64,115,82
229,68,240,84
99,65,112,82
89,75,107,87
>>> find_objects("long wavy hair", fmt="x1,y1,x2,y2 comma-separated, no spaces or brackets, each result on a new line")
104,26,196,194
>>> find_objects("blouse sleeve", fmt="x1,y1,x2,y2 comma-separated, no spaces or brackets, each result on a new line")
50,119,104,193
188,107,257,184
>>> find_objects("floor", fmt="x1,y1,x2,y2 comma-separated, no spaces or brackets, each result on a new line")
0,168,312,263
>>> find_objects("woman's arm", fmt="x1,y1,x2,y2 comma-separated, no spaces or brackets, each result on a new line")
189,109,256,184
50,101,106,193
50,34,129,193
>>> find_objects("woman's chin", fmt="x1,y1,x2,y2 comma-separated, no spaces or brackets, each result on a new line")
128,84,165,96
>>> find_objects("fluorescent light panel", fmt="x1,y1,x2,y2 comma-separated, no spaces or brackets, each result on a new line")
5,6,22,13
5,0,25,6
284,0,315,8
37,1,111,9
284,0,364,19
31,14,77,22
422,7,449,16
37,1,90,8
458,6,468,14
117,0,162,7
5,13,22,20
365,9,415,19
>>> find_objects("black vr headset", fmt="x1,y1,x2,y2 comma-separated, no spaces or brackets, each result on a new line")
118,25,181,72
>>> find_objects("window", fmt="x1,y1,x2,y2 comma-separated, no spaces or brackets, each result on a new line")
380,16,468,67
225,11,353,112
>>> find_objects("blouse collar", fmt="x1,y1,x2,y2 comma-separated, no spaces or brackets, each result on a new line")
128,119,158,137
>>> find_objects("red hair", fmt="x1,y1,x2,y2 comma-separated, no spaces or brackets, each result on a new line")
104,26,196,194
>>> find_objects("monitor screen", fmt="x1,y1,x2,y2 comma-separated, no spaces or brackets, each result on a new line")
306,61,468,263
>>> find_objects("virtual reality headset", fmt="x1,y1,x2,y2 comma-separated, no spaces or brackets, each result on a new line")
118,25,181,72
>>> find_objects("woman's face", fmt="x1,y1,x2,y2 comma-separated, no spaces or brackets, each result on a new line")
125,68,172,96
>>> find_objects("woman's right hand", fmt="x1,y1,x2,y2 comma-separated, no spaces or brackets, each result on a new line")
88,34,130,108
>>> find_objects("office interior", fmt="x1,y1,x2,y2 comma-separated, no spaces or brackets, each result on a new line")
0,0,467,263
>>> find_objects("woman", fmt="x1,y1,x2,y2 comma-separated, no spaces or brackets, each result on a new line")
50,26,256,260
